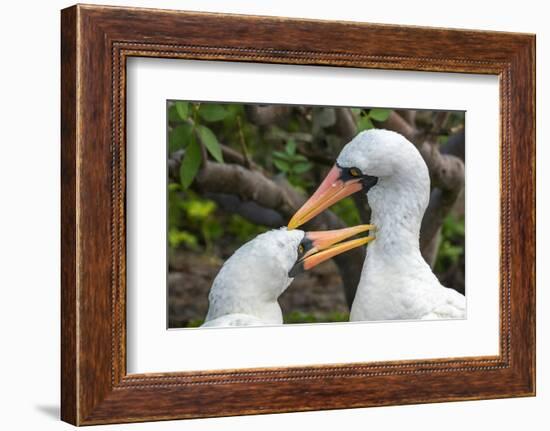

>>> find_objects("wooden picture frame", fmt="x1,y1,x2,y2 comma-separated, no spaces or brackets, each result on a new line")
61,4,535,425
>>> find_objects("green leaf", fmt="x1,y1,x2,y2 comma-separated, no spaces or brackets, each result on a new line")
285,139,296,155
196,125,224,163
175,101,189,120
265,126,289,141
292,162,313,174
227,214,268,243
443,214,465,236
202,218,223,242
168,182,181,192
168,228,199,249
368,108,391,122
184,199,217,220
273,158,291,172
168,105,180,122
169,123,194,152
273,150,291,160
437,134,449,145
198,104,228,122
331,197,361,226
179,134,202,189
291,154,308,163
283,311,318,324
357,116,374,131
186,319,205,328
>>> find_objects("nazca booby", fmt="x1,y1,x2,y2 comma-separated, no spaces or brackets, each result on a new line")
288,129,465,321
202,224,375,327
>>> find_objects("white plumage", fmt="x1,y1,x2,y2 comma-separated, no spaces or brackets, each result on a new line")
201,313,266,328
202,228,303,327
337,130,465,321
201,223,374,327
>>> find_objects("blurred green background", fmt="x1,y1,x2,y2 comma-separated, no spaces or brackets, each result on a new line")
167,102,465,328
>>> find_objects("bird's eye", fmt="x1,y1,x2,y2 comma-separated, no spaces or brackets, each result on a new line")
349,167,362,177
298,244,305,254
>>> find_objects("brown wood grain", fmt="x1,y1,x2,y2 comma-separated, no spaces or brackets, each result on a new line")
60,4,536,425
60,5,78,425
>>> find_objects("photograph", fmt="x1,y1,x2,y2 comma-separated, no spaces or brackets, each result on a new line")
53,3,536,426
167,101,466,328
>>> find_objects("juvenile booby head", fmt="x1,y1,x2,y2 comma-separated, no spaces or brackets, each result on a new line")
202,224,375,327
288,129,465,321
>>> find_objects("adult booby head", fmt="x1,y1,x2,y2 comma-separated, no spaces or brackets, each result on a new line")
288,129,430,232
203,224,375,327
287,129,464,321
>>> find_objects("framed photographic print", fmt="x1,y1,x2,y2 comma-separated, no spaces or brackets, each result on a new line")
61,4,535,425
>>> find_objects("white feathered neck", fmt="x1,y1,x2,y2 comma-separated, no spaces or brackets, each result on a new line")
339,130,462,321
338,129,430,259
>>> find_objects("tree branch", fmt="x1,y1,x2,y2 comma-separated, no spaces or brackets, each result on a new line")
376,111,418,143
441,128,465,161
194,163,297,218
245,105,292,126
334,108,357,141
395,109,416,125
170,153,365,308
220,143,261,171
236,115,252,168
418,141,465,192
421,227,441,267
205,192,285,227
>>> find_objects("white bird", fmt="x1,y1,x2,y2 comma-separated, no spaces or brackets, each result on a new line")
202,225,374,327
288,129,465,321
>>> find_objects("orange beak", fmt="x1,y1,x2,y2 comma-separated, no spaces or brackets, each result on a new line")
289,224,375,277
288,164,363,229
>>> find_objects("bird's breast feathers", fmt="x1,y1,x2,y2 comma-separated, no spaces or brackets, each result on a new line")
351,268,465,321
